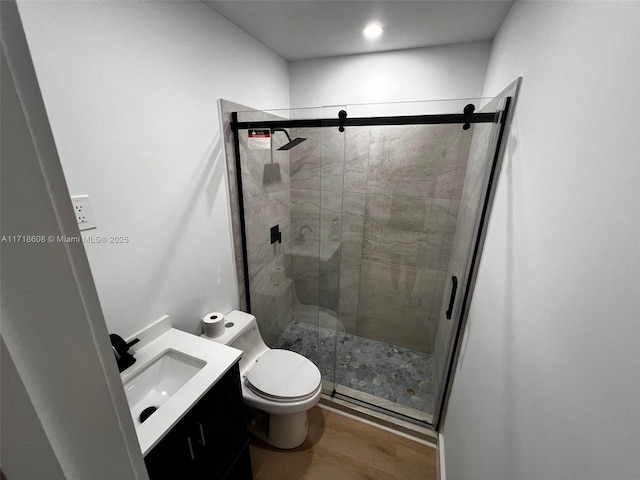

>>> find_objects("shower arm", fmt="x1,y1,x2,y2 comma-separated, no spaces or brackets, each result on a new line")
271,128,293,142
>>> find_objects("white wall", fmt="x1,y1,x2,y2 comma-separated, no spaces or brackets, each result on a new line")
1,2,146,476
442,3,640,479
17,0,290,338
1,339,66,480
290,41,491,108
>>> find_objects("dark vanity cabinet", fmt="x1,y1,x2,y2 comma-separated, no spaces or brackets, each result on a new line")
144,363,253,479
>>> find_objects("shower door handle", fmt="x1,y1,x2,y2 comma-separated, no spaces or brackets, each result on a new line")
446,276,458,320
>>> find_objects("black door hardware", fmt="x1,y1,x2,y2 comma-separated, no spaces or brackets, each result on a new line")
446,276,458,320
270,225,282,244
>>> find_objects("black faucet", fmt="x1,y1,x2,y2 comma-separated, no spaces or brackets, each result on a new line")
109,334,140,373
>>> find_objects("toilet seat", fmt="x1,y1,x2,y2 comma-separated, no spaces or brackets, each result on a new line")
246,349,321,402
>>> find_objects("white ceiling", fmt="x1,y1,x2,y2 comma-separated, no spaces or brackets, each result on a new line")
204,1,513,62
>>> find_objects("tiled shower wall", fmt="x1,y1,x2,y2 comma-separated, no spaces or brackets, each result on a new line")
221,100,293,346
222,101,473,354
289,128,344,319
290,124,473,354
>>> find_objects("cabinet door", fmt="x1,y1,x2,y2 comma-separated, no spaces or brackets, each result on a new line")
145,363,252,480
188,363,250,478
144,420,200,478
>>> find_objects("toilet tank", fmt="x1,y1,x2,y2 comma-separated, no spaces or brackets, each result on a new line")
201,310,268,374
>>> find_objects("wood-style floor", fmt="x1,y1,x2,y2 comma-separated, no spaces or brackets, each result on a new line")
249,406,437,480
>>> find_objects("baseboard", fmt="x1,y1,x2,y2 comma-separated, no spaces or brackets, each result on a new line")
437,432,446,480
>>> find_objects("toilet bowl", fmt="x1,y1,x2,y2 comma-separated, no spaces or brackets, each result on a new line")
201,310,322,449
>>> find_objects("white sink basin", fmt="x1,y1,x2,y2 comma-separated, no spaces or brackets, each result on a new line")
123,349,206,425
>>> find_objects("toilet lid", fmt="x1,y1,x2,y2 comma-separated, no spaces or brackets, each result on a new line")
246,349,321,400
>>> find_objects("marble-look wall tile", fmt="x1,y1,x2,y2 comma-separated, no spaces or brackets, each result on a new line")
451,128,473,201
344,127,370,194
246,236,291,332
220,100,294,339
366,126,439,198
320,189,343,255
435,169,458,199
290,128,322,191
341,193,366,242
290,127,348,312
247,237,290,288
318,246,340,312
321,128,346,193
290,188,321,307
304,186,342,311
424,199,458,271
356,259,433,352
243,189,290,257
224,102,477,357
291,188,320,255
421,269,448,337
253,278,293,347
238,135,291,197
290,251,319,307
321,163,345,194
338,265,361,333
361,194,430,267
337,194,366,334
354,124,472,353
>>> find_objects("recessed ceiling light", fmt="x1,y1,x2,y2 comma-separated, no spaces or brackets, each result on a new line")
363,24,383,39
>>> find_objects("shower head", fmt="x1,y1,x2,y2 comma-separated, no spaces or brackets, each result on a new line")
272,128,306,150
278,137,306,150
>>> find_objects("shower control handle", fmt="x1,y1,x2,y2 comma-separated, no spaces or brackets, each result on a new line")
446,276,458,320
270,225,282,244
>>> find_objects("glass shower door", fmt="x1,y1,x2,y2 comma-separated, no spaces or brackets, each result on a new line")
328,97,513,426
431,94,512,428
275,106,345,394
226,90,518,428
330,121,472,423
317,113,346,393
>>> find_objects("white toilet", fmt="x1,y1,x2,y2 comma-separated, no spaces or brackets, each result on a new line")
202,310,322,449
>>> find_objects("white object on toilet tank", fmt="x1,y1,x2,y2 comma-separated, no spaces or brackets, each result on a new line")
202,311,225,338
204,310,253,344
200,310,268,373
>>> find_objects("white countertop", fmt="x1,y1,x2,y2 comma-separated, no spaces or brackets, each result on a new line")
120,326,242,456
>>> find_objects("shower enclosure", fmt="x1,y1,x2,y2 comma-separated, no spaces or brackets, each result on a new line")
221,83,518,428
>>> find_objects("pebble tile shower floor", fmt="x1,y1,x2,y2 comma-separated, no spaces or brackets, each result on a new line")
276,321,434,416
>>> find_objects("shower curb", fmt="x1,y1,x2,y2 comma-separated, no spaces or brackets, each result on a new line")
319,394,437,447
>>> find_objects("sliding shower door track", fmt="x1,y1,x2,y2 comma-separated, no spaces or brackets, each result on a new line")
232,111,498,131
320,392,437,446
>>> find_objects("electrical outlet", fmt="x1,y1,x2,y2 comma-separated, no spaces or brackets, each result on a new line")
71,195,96,231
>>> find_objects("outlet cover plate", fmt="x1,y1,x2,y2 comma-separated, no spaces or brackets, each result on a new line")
71,195,96,231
